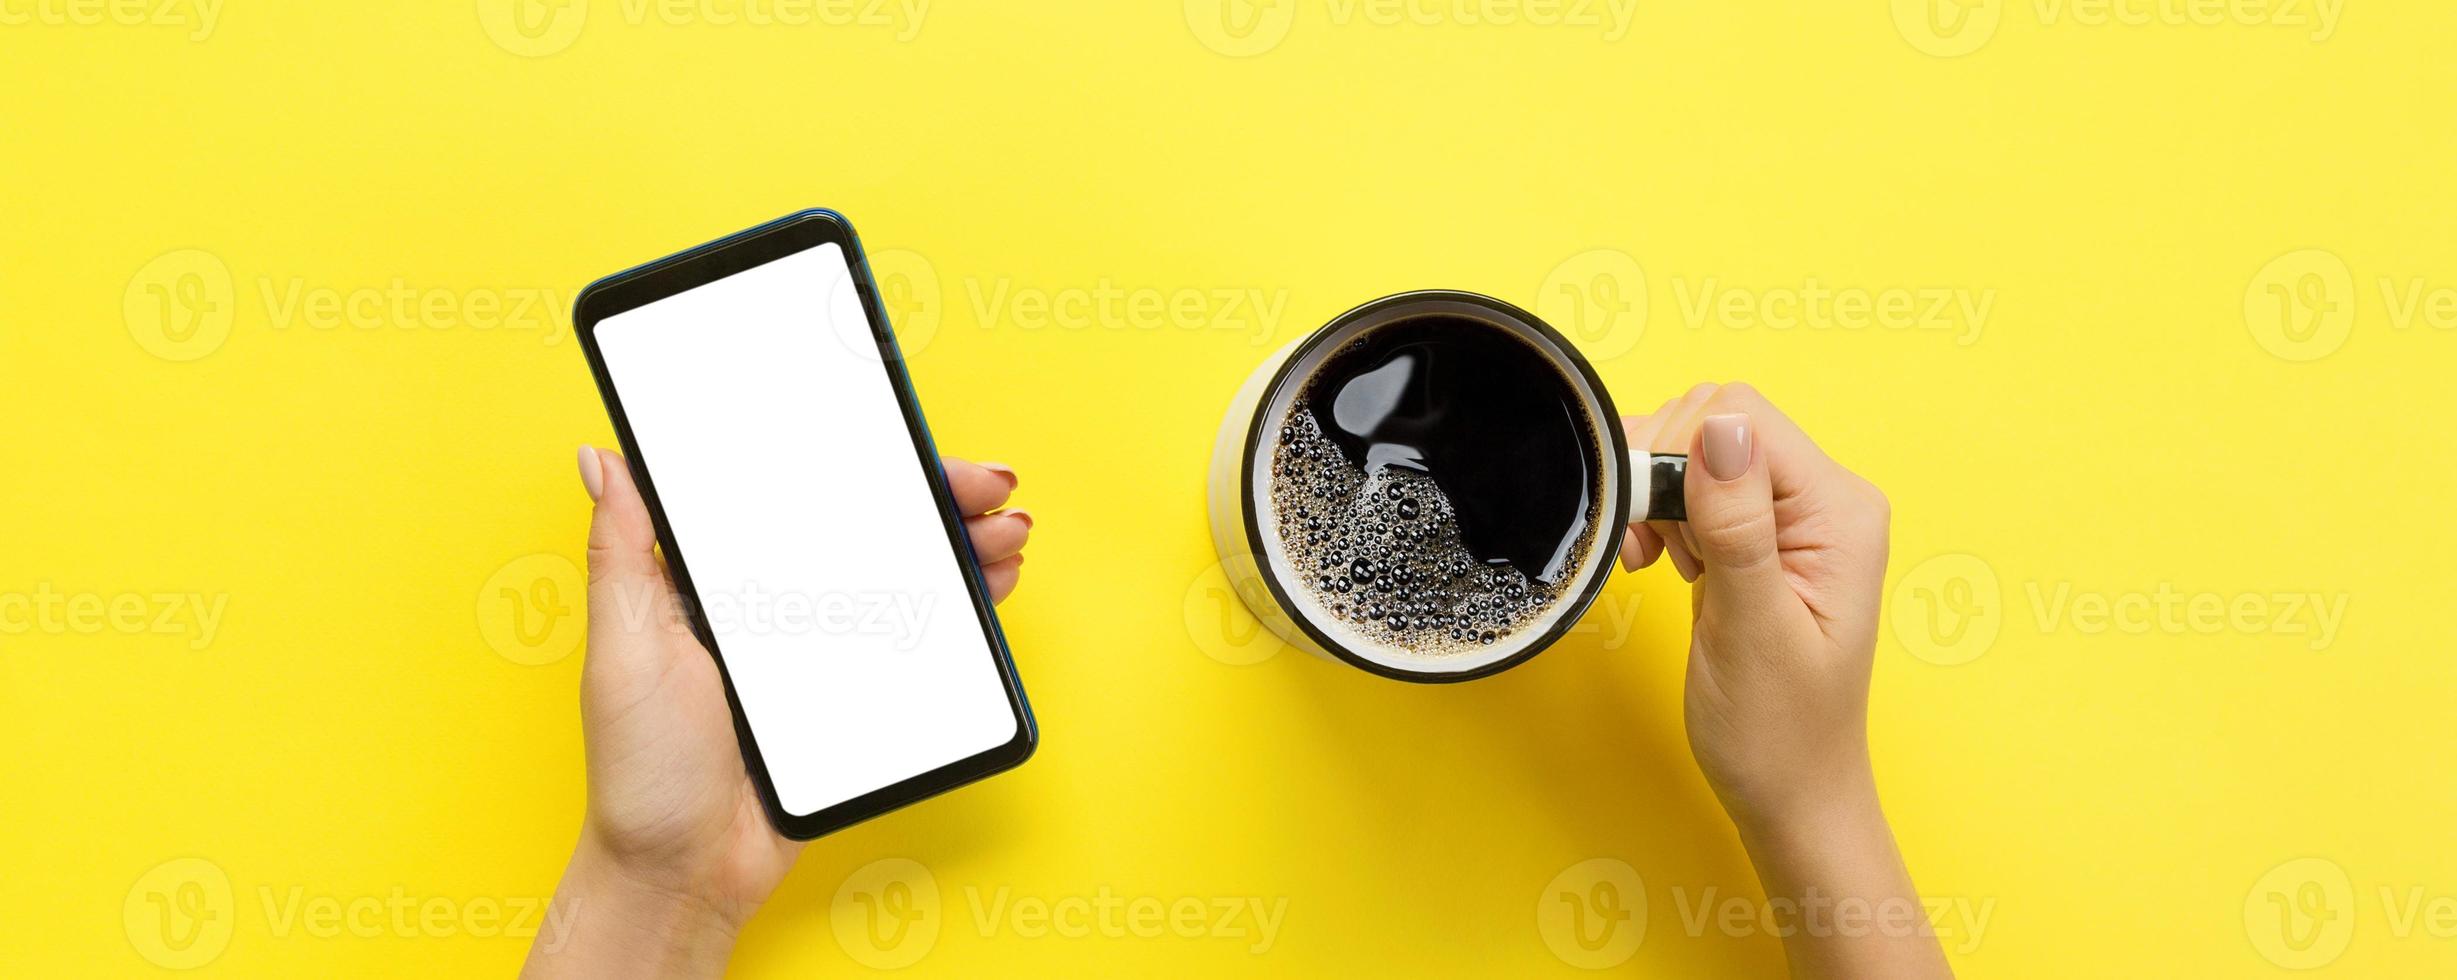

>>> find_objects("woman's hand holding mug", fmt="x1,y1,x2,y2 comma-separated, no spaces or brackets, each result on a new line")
1620,382,1949,980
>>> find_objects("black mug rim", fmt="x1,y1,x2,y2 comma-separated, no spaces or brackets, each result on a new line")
1238,289,1633,683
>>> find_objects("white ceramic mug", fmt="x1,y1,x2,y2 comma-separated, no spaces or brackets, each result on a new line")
1206,290,1690,682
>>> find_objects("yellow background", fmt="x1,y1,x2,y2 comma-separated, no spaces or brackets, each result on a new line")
5,1,2452,975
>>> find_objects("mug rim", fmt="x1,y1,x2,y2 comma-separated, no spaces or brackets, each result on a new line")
1237,289,1632,683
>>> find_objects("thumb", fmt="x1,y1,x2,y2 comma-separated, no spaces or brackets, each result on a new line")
577,446,671,630
1683,414,1790,609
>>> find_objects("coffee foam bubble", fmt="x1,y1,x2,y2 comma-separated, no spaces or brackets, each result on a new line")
1266,404,1573,658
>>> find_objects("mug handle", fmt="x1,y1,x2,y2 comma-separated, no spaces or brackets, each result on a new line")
1630,452,1689,522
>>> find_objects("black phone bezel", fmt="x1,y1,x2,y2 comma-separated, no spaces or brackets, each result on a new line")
571,208,1036,841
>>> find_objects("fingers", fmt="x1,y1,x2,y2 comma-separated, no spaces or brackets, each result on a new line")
1622,396,1706,581
1618,411,1665,574
943,457,1017,516
964,509,1033,566
1651,383,1723,452
1619,523,1664,571
1692,383,1832,501
1659,531,1702,582
1682,414,1790,606
979,554,1023,604
577,446,688,687
945,457,1028,603
580,446,662,591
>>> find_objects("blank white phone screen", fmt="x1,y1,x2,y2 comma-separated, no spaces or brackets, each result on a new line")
593,242,1018,817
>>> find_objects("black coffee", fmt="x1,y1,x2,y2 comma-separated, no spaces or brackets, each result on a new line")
1267,314,1605,657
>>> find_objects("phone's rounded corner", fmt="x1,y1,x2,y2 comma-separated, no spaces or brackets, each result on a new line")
783,207,854,236
1001,722,1040,771
773,816,829,843
571,279,617,339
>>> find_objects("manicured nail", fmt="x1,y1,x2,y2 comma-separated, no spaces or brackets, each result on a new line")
1007,509,1033,530
577,446,605,501
980,462,1018,489
1702,414,1751,481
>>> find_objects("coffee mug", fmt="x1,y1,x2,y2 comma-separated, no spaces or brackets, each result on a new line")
1206,289,1690,682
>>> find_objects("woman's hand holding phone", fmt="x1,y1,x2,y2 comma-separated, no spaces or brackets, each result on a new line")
520,451,1030,980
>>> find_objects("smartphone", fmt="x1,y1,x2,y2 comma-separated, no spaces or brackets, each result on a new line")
572,209,1034,840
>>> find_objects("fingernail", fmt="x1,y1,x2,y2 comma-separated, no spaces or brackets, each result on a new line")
577,446,604,501
1007,509,1033,530
1702,414,1751,481
980,462,1018,489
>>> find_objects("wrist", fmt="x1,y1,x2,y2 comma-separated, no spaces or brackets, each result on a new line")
528,831,743,979
1719,760,1884,848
